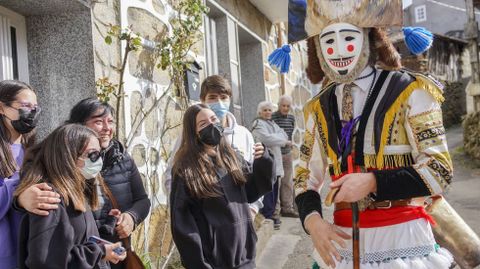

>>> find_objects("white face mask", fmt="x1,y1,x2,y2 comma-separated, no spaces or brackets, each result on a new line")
318,22,365,77
80,157,103,179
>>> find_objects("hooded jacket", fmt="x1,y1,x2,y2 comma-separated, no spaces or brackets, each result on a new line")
170,149,275,269
18,198,109,269
163,112,261,211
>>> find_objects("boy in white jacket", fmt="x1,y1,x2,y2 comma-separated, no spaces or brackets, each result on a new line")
163,75,263,214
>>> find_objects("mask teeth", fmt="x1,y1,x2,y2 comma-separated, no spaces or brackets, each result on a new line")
329,57,354,68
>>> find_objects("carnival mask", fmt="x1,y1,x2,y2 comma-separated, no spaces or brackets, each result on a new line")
316,22,370,84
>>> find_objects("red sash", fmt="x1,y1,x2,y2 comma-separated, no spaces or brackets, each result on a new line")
331,155,435,228
334,206,435,228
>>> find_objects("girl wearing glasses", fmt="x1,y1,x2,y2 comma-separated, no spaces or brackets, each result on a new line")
170,104,275,269
0,80,41,268
17,98,150,269
16,124,126,268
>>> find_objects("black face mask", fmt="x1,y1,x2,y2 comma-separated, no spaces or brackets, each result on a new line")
199,123,224,146
10,108,40,134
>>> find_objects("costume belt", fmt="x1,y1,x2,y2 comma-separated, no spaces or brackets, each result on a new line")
334,199,421,212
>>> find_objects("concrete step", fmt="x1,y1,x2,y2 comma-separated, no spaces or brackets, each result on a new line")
256,217,303,269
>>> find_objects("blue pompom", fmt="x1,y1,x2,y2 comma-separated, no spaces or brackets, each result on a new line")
403,27,434,55
268,44,291,74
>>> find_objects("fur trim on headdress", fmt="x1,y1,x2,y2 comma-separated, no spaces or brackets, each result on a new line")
305,0,402,38
371,28,402,70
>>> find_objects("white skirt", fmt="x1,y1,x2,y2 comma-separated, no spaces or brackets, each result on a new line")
313,218,454,269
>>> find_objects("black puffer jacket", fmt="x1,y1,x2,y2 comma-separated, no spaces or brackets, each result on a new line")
93,139,151,244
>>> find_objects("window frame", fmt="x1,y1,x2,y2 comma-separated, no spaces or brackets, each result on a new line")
415,5,427,23
0,6,29,82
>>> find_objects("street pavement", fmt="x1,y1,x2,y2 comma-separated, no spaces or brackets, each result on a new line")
256,125,480,269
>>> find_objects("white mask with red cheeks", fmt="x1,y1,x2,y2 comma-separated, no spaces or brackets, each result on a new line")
315,22,370,84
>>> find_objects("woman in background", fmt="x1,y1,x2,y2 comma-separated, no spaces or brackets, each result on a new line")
251,101,289,230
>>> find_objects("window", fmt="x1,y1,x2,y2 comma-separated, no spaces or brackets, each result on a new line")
415,5,427,23
204,15,218,75
0,6,28,81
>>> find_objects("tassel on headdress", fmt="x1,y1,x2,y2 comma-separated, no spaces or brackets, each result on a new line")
268,45,292,74
403,27,434,55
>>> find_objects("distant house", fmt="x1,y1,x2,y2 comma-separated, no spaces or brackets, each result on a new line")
403,0,480,38
391,32,468,82
391,31,468,127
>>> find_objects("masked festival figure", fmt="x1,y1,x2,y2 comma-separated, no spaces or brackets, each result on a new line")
272,0,455,268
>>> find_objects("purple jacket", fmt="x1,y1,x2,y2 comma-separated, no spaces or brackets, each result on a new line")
0,144,24,269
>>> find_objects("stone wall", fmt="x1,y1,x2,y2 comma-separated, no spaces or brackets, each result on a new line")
263,24,316,173
90,0,315,264
91,0,207,262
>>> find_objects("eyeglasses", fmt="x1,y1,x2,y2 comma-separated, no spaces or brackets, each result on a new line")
10,101,41,112
83,151,101,163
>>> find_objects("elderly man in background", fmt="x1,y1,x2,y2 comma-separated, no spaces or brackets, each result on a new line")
271,95,298,218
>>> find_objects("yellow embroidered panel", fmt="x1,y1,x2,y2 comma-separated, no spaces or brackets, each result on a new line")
408,109,446,152
387,107,410,146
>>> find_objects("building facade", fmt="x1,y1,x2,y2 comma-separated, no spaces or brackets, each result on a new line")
403,0,480,38
0,0,316,262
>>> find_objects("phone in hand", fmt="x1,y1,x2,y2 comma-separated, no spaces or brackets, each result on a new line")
88,236,126,255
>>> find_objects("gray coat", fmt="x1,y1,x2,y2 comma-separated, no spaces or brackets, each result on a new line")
251,118,288,177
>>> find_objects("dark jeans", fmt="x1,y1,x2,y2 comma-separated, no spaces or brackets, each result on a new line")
260,176,280,219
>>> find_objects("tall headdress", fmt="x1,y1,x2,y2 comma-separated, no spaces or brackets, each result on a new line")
269,0,434,74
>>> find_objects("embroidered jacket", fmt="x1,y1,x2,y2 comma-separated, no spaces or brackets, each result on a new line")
294,69,453,224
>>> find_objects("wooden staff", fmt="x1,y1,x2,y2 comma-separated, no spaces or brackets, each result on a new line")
347,155,360,269
351,202,360,269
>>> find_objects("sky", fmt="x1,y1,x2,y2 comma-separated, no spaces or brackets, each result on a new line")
403,0,413,9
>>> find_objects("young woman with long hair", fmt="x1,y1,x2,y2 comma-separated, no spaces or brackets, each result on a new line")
0,80,41,268
170,104,275,269
15,124,126,268
17,98,151,269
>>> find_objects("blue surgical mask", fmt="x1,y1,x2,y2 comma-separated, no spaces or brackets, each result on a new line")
208,101,230,119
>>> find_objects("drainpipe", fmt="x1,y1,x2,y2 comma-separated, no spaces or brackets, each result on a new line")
276,23,286,96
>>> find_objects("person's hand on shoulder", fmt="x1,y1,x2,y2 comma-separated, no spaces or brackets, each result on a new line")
18,183,61,216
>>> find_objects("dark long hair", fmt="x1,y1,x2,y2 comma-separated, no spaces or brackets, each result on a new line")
0,80,36,178
16,124,100,212
172,104,246,199
67,97,115,124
